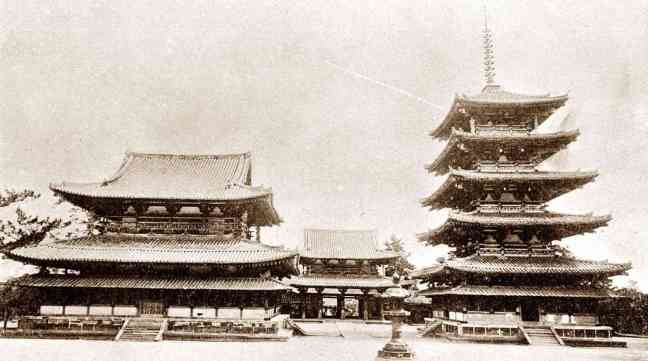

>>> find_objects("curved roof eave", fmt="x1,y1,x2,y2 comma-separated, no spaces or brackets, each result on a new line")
452,169,599,182
420,175,456,209
449,211,612,227
457,92,569,107
49,183,274,203
429,96,464,139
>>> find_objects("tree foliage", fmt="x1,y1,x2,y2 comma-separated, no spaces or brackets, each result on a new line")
0,189,90,253
1,276,43,328
383,234,415,277
0,189,39,207
0,189,90,326
599,285,648,335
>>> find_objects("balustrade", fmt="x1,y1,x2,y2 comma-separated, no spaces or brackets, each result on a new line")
105,219,244,235
475,125,530,135
478,203,545,214
478,161,535,173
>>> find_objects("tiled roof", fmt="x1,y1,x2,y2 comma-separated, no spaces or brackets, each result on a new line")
422,169,597,210
7,233,297,266
19,275,291,291
50,152,273,202
300,229,399,260
451,169,597,182
410,265,445,279
449,211,611,227
418,285,620,299
419,211,611,245
404,295,432,305
286,276,395,289
460,85,569,105
426,129,580,174
412,256,630,278
430,86,568,139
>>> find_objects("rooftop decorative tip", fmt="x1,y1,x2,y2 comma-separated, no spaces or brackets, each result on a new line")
482,3,496,87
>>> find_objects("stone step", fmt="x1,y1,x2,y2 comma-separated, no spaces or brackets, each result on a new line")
123,331,158,334
115,317,165,342
524,327,561,346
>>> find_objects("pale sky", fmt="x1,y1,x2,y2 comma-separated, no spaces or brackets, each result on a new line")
1,1,647,290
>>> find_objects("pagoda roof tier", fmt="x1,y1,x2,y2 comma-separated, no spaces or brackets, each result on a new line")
299,229,399,261
286,275,394,290
412,255,630,279
431,85,568,139
422,169,598,211
50,152,281,225
5,233,298,269
418,285,621,299
18,275,292,292
426,129,579,174
418,211,611,246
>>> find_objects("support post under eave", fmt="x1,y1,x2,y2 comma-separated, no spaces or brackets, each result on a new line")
362,289,370,321
300,289,307,319
316,288,324,319
378,290,385,320
339,289,347,320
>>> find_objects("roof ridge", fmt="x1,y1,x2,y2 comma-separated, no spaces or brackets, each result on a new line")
304,228,377,233
452,128,580,138
451,168,599,178
127,151,252,160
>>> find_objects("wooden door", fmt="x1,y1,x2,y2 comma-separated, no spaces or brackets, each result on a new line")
141,300,165,316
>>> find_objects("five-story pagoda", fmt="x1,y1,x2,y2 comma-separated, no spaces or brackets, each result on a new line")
413,24,631,345
5,152,298,321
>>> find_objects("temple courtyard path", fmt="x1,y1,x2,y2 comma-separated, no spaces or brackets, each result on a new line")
2,334,647,361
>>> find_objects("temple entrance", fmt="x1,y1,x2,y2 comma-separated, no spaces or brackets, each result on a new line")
141,300,164,316
343,298,359,319
322,297,337,318
521,300,539,322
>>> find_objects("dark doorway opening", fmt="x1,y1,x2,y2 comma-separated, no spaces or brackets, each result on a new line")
521,300,539,322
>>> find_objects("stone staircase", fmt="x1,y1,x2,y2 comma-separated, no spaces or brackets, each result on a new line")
116,318,166,342
523,326,561,346
418,320,442,337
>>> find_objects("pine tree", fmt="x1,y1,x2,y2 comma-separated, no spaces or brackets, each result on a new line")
0,189,91,329
383,235,415,277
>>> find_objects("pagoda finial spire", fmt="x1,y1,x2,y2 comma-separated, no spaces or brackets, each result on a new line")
482,2,496,86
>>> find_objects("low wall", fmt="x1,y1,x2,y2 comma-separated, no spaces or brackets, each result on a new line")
0,329,116,340
543,313,598,326
464,312,518,325
38,304,275,320
40,305,137,317
430,318,523,345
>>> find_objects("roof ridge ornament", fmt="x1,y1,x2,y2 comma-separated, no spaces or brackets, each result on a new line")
482,2,497,87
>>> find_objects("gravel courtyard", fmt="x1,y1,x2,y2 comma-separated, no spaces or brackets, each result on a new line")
2,335,647,361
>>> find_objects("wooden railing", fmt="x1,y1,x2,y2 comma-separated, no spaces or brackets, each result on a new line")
478,245,556,257
478,161,535,173
114,318,130,341
105,221,244,235
478,203,546,214
475,125,530,135
154,319,167,342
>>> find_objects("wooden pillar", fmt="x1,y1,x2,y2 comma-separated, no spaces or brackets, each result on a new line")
362,289,370,321
339,289,347,320
316,288,324,319
378,290,385,320
300,288,307,319
273,293,278,314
